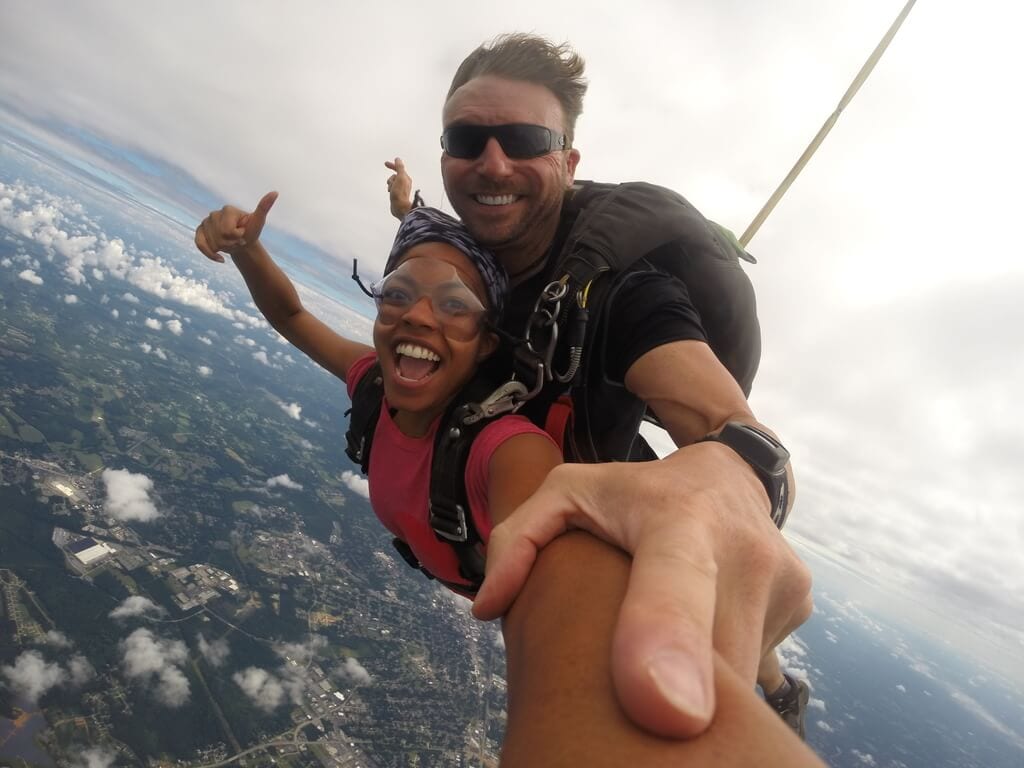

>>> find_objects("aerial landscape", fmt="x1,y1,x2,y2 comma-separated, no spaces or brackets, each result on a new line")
2,2,1024,766
2,113,1022,768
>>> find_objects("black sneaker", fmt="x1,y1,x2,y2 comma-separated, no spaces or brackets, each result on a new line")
767,673,810,739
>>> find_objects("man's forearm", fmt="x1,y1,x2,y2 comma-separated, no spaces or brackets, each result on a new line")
500,531,823,767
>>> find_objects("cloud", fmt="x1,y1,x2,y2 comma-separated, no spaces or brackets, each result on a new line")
118,628,190,707
43,629,73,648
279,401,302,420
233,667,285,713
198,335,212,345
196,633,230,667
275,635,326,665
71,747,118,768
252,350,269,365
165,318,183,335
341,470,369,499
68,654,96,685
334,657,372,686
18,268,43,285
64,294,78,304
266,473,303,490
121,292,140,303
102,468,160,522
144,317,162,330
0,650,66,703
851,750,877,766
109,595,166,620
111,308,119,319
154,306,176,317
197,365,212,376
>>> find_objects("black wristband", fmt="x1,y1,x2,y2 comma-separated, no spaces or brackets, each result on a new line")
699,422,790,529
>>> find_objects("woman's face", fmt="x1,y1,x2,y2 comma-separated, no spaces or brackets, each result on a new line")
372,242,498,426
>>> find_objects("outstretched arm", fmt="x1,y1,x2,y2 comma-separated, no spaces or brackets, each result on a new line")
194,192,372,381
486,434,822,766
476,339,811,737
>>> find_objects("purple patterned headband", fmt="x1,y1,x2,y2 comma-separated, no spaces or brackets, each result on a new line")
387,207,508,319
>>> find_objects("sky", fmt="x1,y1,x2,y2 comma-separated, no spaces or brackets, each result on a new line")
1,0,1022,681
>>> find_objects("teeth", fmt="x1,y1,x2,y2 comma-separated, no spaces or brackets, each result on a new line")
476,194,518,206
395,343,440,362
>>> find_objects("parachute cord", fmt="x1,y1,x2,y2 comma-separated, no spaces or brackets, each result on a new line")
739,0,918,248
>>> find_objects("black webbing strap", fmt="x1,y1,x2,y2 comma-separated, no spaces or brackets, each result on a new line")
344,361,384,474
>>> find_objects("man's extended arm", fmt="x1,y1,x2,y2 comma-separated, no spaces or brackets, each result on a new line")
486,434,821,765
476,338,811,737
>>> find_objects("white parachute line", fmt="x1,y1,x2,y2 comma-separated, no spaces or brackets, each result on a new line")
739,0,919,248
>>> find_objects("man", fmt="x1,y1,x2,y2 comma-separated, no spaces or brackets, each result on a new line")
389,33,813,739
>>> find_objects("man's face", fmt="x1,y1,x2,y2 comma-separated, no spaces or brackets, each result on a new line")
441,76,581,269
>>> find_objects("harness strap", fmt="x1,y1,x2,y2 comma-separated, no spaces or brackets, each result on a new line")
544,395,574,453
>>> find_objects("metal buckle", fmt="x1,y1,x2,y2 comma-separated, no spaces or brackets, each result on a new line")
429,501,470,543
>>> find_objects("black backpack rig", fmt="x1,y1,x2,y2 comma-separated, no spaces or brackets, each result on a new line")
345,180,761,593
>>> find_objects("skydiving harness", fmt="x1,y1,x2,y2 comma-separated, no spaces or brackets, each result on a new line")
346,180,761,592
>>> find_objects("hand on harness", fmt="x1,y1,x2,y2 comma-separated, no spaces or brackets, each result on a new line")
473,443,812,739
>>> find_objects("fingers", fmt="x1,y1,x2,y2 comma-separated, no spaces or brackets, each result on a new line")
194,225,224,263
384,157,406,173
473,487,574,620
610,523,719,738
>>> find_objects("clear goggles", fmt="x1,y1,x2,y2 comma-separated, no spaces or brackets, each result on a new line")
370,257,489,342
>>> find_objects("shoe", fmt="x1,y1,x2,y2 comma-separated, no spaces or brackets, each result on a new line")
767,673,810,739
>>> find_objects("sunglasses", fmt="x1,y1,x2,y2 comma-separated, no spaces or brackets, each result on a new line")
441,123,568,160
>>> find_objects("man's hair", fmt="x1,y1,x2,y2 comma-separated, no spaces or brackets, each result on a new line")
447,33,588,144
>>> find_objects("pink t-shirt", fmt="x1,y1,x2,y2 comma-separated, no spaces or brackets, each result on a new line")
347,353,555,591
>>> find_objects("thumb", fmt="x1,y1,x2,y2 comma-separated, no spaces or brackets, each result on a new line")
245,191,278,240
610,526,717,738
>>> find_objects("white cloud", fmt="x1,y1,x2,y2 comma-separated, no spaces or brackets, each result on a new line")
196,633,230,667
121,292,140,303
197,365,212,376
252,350,269,365
64,294,78,304
233,335,256,347
851,749,877,766
67,654,96,685
102,468,160,522
144,317,162,330
341,470,369,499
334,657,372,686
233,666,285,713
266,473,303,491
154,306,176,316
0,650,66,703
71,747,118,768
18,268,42,285
279,401,301,420
43,630,73,648
198,335,212,345
165,318,183,335
111,308,119,319
109,595,166,620
816,721,834,733
119,628,190,707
